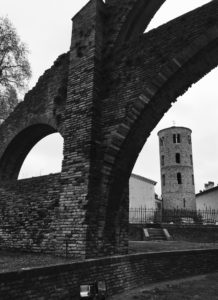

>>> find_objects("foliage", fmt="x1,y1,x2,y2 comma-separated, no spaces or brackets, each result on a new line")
0,16,31,119
0,87,18,122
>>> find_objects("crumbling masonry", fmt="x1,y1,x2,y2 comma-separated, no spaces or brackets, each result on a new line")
0,0,218,259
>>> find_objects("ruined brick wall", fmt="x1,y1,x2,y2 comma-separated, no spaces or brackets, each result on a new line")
0,104,10,124
0,174,61,253
0,52,68,181
55,0,106,258
1,249,218,299
0,97,18,125
103,1,218,221
102,1,218,137
100,0,218,258
0,0,218,259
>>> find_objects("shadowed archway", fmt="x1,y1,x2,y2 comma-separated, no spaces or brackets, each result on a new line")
0,124,58,181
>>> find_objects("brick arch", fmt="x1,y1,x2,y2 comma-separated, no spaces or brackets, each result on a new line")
0,123,59,182
104,26,218,216
0,53,68,182
1,0,218,259
115,0,166,47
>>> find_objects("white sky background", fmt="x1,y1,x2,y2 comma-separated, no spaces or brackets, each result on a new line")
1,0,217,195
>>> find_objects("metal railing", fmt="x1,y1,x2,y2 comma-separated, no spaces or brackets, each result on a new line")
129,207,218,225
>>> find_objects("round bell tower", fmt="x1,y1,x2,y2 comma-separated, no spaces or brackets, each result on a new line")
158,126,196,210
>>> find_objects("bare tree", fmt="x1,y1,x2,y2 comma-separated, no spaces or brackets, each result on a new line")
0,16,31,120
0,87,18,123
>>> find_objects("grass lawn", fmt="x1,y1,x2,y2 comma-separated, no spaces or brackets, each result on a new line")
0,241,218,273
129,240,218,253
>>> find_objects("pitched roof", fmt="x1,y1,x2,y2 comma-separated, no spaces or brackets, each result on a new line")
196,185,218,197
131,173,157,185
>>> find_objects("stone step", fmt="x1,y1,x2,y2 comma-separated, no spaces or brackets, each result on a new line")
146,228,167,241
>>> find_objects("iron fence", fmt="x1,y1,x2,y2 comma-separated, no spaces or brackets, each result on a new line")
129,207,218,225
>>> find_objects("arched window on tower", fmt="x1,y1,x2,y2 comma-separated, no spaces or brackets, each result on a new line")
175,153,181,164
162,174,165,186
177,172,182,184
173,133,181,143
188,135,191,144
160,137,164,146
190,155,193,165
161,155,165,166
192,174,195,185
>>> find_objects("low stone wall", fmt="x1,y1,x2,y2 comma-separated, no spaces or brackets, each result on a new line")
0,249,218,299
163,224,218,243
129,223,218,242
0,174,61,253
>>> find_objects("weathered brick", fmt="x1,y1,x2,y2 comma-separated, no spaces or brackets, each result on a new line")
0,0,218,259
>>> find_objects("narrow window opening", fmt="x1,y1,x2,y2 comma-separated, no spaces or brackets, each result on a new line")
188,135,191,144
161,155,165,166
192,174,194,185
183,198,186,208
190,155,193,165
160,137,164,146
173,134,181,143
177,172,182,184
162,174,165,186
175,153,180,164
177,134,181,143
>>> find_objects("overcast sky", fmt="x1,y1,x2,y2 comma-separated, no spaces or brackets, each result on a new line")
1,0,217,195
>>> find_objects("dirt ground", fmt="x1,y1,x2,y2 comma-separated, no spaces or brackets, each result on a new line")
109,273,218,300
